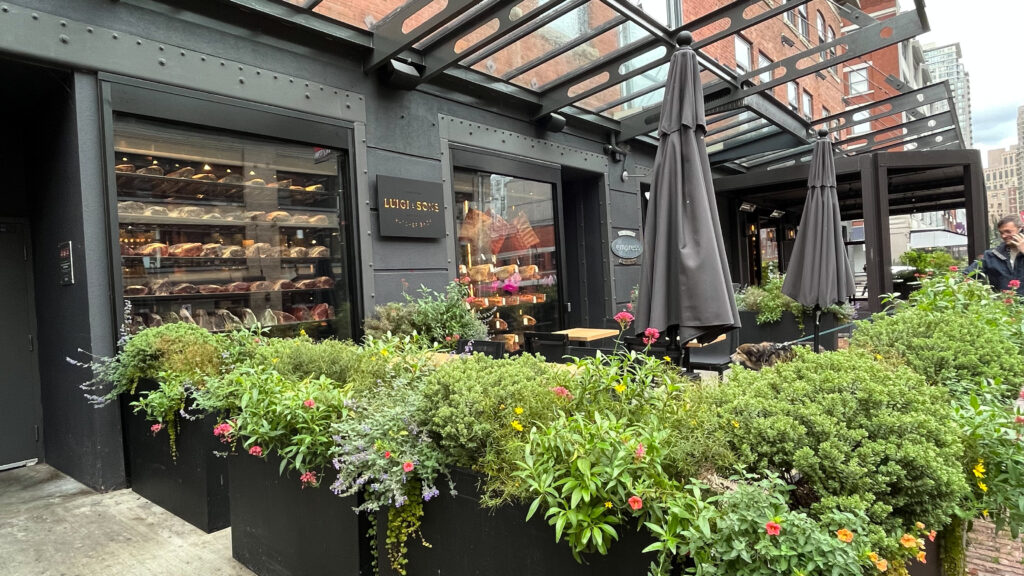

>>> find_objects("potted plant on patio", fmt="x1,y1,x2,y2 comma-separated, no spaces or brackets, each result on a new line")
734,273,852,349
73,317,231,532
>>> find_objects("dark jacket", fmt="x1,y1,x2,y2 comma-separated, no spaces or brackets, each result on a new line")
975,244,1024,295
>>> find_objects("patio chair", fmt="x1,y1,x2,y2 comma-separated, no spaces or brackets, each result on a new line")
687,329,738,379
523,332,569,363
566,345,616,359
455,339,506,359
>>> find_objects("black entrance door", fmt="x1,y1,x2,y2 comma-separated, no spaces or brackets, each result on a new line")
0,220,42,468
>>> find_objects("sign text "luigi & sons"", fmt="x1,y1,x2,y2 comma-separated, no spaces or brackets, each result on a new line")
376,175,446,239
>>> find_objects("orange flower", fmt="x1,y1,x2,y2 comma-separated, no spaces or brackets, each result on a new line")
875,559,888,572
900,533,917,548
836,529,854,543
928,530,937,542
915,522,925,530
917,551,927,564
868,552,879,563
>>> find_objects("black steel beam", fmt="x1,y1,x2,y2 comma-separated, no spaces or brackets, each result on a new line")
593,78,666,114
417,0,572,84
365,0,480,72
222,0,370,48
709,130,804,164
820,82,950,134
838,110,956,152
601,0,673,45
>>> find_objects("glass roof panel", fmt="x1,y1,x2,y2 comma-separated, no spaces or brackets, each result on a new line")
511,21,652,92
413,0,503,51
575,60,667,117
313,0,410,31
466,0,625,86
706,116,768,146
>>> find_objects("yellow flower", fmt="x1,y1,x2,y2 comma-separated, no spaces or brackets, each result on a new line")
874,354,884,361
836,529,854,543
514,406,524,415
732,420,740,428
604,501,613,509
983,509,990,518
511,420,523,432
868,552,879,563
663,356,672,362
380,349,389,357
499,404,506,410
915,522,926,530
614,383,627,394
973,460,986,478
299,329,307,337
690,419,698,426
978,481,988,492
272,358,279,364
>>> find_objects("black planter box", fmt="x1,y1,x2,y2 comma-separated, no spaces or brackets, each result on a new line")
377,469,667,576
123,392,230,533
737,310,839,351
229,452,370,576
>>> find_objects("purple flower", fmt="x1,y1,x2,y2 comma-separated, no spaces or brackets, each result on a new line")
422,486,440,501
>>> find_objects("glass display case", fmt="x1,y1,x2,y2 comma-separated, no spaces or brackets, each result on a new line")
453,167,562,352
113,115,353,340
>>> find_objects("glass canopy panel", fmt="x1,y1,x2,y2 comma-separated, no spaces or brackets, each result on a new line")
706,116,768,146
627,0,681,30
467,0,623,86
413,0,504,51
313,0,411,30
575,60,667,118
512,21,652,93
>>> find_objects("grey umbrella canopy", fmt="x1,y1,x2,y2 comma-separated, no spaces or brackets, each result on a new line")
781,129,855,350
636,32,740,345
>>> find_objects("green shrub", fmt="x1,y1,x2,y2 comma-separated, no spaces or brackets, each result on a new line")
714,348,968,550
363,302,417,340
850,307,1024,398
255,335,362,384
669,475,872,576
422,353,572,501
362,281,487,350
898,249,962,274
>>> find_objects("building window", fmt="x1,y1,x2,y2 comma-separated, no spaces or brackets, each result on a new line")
817,11,826,60
802,91,813,119
735,35,752,74
787,82,799,111
822,106,832,129
797,3,809,38
848,68,869,95
851,110,871,136
827,27,837,72
784,0,795,25
758,52,773,84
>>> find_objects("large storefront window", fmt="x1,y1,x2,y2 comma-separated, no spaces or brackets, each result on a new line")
112,115,353,340
453,168,561,352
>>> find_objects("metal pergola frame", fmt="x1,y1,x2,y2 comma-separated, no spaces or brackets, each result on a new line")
216,0,959,171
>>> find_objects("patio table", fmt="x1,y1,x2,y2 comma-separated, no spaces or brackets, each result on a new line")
552,328,621,344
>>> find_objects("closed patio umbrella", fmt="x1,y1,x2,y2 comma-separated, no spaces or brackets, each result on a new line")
636,32,740,352
781,129,855,352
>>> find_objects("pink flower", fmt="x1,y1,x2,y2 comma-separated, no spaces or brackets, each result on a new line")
300,471,317,487
634,443,645,461
445,336,452,341
642,327,660,346
465,297,475,303
254,337,261,344
213,422,234,443
949,266,959,272
1011,280,1021,289
403,461,414,473
452,334,460,340
613,311,634,329
1005,298,1014,305
150,423,164,434
304,398,316,408
1016,415,1024,425
626,303,633,311
248,445,263,457
551,386,574,400
384,451,392,459
765,521,781,536
628,496,643,510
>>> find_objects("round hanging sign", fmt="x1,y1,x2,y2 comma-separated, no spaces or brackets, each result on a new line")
610,235,643,259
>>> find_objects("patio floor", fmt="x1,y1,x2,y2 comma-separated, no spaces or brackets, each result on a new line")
0,464,253,576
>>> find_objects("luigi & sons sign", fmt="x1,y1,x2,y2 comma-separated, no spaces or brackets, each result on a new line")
376,175,445,238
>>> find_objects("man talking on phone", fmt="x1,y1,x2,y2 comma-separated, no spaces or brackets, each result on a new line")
971,214,1024,295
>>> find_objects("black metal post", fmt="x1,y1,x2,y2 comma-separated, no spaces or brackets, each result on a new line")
813,305,821,353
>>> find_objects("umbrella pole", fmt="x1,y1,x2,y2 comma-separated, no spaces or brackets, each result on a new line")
813,305,821,353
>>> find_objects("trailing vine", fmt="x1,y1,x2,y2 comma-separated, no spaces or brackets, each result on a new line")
384,483,430,576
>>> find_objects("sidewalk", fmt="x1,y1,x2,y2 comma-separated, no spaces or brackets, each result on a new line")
0,464,254,576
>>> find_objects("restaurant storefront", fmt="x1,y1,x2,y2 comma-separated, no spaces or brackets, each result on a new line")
0,0,980,490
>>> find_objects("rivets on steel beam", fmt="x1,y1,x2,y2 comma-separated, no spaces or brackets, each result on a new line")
305,93,310,99
158,45,164,51
158,58,166,66
238,77,245,84
86,27,93,33
59,34,69,44
112,33,118,39
136,40,142,45
31,13,38,20
1,7,8,13
59,20,66,27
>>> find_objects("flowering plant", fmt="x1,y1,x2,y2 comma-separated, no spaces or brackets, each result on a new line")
362,281,486,350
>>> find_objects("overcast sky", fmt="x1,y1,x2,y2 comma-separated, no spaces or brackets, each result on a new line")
913,0,1024,166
